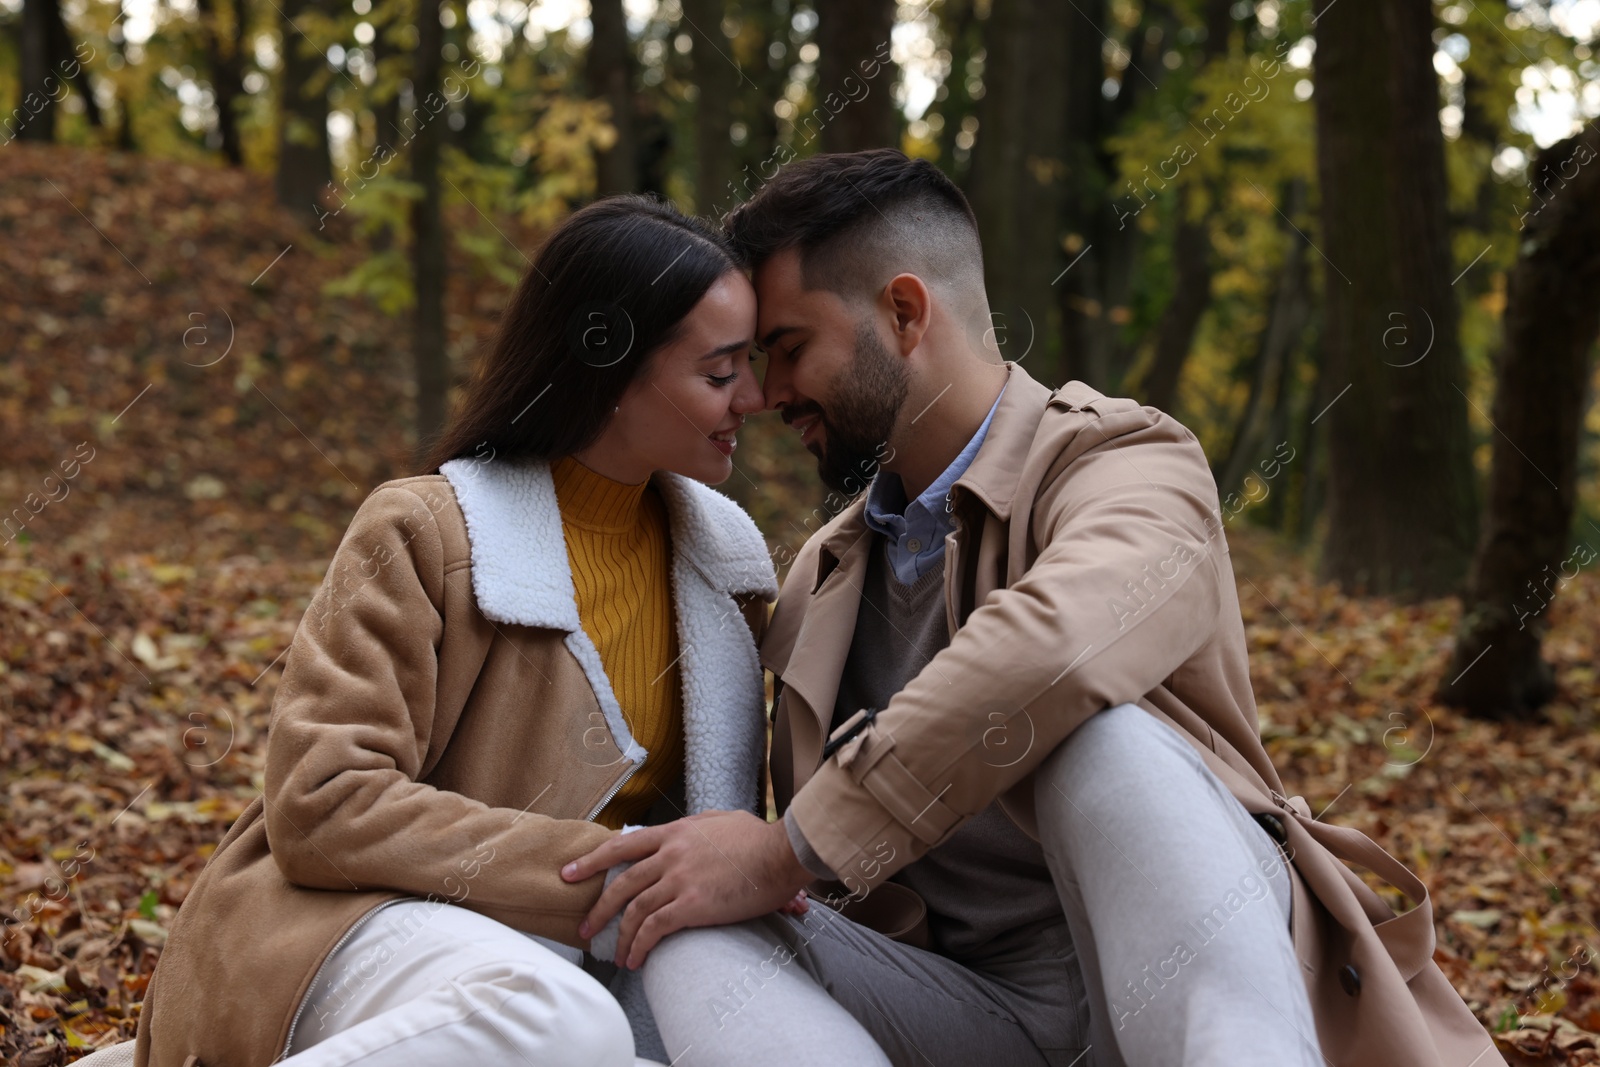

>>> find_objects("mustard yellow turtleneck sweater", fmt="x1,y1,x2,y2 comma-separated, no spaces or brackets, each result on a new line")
551,455,683,830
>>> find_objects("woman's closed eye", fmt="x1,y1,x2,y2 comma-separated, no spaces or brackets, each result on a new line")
706,349,753,387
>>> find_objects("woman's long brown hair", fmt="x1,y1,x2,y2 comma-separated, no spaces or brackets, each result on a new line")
421,194,741,473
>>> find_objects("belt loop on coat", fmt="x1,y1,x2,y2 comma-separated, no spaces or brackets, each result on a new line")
1270,788,1313,820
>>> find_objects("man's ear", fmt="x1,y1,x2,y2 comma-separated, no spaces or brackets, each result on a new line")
883,273,932,357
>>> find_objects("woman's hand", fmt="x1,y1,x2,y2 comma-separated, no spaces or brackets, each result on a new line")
561,810,813,969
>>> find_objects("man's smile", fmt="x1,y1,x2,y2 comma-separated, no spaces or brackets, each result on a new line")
783,406,825,449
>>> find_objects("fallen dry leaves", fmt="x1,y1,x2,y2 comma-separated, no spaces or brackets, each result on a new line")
1236,533,1600,1065
2,144,1596,1065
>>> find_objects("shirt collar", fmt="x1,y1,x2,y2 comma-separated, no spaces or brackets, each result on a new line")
864,381,1007,533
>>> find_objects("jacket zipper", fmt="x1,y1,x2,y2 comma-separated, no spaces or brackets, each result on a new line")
277,897,405,1061
584,757,643,821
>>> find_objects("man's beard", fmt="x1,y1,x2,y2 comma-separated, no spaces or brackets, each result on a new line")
805,320,908,496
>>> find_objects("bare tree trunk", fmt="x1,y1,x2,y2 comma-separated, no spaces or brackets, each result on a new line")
1287,328,1329,544
111,0,136,150
1258,308,1304,532
933,0,979,174
736,0,789,195
1056,0,1170,390
815,0,897,153
370,8,402,158
17,0,64,142
1130,0,1232,409
46,0,102,131
683,0,734,215
1437,125,1600,719
1217,179,1312,498
196,0,246,164
965,0,1072,372
1141,186,1214,415
587,0,636,197
1312,0,1477,597
411,0,448,451
634,98,673,200
275,0,333,221
964,0,1030,320
1054,0,1113,387
63,61,102,132
1012,0,1071,378
364,9,404,252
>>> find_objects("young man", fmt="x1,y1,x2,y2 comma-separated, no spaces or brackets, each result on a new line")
562,150,1504,1067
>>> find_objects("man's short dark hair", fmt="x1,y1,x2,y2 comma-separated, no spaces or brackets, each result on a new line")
723,149,986,309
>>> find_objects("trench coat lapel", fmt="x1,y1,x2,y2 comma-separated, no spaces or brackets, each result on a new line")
760,507,875,752
760,362,1052,764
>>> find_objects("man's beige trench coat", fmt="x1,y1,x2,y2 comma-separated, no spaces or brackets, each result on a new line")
133,456,777,1067
763,361,1505,1067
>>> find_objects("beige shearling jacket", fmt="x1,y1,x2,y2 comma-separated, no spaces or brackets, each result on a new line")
134,455,776,1067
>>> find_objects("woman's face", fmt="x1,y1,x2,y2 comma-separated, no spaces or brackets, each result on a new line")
578,271,764,486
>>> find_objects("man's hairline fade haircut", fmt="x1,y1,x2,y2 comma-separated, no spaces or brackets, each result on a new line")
723,149,988,316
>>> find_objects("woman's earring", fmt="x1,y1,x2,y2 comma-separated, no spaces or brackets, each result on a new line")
613,405,619,413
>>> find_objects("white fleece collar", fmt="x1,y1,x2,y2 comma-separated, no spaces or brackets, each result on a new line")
439,455,776,815
438,456,776,631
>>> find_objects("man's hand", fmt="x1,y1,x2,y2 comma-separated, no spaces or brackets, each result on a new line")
560,810,813,969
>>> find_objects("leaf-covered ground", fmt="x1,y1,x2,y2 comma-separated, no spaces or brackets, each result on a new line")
2,145,1596,1065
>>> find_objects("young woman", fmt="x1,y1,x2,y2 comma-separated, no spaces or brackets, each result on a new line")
126,196,781,1067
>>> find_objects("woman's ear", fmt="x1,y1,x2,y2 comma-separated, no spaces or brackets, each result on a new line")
883,273,932,357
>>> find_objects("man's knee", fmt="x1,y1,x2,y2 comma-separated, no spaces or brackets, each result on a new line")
644,923,715,987
648,918,766,967
643,921,776,1008
642,919,816,1044
1038,703,1164,789
1034,703,1213,838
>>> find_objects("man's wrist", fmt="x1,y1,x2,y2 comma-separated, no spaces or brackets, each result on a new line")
768,813,816,892
782,807,838,880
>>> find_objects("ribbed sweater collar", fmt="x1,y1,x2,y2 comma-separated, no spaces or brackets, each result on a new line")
551,454,650,532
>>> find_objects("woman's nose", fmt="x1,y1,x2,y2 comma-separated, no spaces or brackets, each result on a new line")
732,366,765,415
759,359,791,412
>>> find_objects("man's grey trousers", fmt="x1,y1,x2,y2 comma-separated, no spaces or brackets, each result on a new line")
641,703,1323,1067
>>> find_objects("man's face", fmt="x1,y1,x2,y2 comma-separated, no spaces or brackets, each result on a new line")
752,249,908,496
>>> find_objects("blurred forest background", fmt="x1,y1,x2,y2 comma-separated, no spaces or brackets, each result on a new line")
4,0,1600,1063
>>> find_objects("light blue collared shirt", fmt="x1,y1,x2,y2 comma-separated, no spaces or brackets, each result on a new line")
863,384,1007,586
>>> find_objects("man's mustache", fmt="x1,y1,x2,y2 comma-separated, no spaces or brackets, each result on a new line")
781,402,825,428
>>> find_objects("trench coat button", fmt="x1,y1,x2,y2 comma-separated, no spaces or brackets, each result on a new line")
1339,964,1361,996
1254,811,1289,846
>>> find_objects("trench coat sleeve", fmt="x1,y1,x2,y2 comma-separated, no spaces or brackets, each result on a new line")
785,412,1231,893
262,485,616,944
